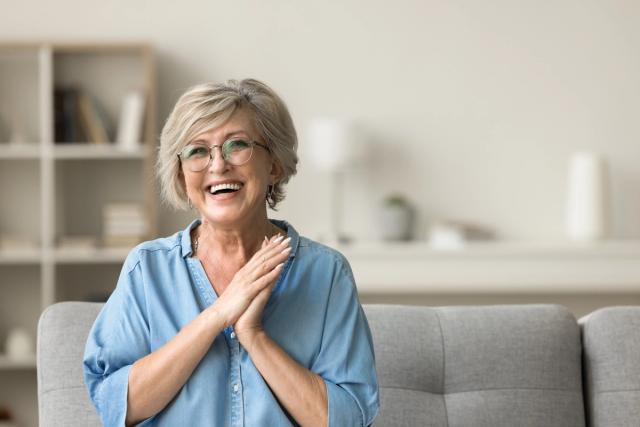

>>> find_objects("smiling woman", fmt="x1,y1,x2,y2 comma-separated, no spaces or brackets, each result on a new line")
82,79,380,427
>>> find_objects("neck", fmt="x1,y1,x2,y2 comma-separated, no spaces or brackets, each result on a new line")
195,215,279,262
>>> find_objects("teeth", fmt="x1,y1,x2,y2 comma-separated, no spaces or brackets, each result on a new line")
210,182,242,193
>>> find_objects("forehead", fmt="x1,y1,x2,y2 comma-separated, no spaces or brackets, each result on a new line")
191,107,260,142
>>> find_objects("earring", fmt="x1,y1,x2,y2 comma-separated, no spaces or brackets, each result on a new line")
267,185,273,200
188,198,193,209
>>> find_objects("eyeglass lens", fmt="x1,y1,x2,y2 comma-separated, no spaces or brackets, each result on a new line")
181,139,254,171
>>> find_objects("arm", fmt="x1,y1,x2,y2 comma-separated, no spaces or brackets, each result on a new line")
84,237,290,427
126,237,290,425
235,253,378,426
243,330,328,426
125,306,225,425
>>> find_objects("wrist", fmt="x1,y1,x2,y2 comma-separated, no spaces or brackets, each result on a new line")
237,328,267,353
206,305,230,329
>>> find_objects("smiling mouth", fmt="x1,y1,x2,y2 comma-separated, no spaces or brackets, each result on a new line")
208,182,244,195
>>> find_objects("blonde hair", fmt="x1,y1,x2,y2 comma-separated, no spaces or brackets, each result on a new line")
157,79,298,210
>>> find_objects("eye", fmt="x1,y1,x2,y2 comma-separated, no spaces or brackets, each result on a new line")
225,139,251,153
182,145,209,159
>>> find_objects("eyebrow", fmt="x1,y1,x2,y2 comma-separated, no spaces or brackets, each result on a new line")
190,131,251,144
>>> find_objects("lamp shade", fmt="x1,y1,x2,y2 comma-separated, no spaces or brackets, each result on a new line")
307,117,361,171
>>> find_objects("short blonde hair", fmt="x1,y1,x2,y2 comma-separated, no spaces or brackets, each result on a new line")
157,79,299,210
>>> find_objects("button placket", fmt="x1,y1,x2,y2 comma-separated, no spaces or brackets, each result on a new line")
228,334,244,426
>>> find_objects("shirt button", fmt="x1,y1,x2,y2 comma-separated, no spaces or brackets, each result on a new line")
230,331,236,339
233,383,239,393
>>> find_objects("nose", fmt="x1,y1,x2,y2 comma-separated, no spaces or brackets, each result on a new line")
208,146,228,173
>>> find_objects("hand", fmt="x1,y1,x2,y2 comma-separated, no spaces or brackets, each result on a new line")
234,236,290,348
208,234,291,329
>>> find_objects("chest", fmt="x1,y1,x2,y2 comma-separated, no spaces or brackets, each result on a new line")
199,258,241,295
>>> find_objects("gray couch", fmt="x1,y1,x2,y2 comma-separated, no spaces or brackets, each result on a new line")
37,302,640,426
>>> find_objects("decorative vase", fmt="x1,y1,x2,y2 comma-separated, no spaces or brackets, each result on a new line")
378,198,414,241
6,328,34,360
566,152,608,242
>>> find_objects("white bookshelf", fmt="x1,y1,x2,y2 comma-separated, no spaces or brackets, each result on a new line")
0,41,157,427
0,144,41,159
52,144,148,159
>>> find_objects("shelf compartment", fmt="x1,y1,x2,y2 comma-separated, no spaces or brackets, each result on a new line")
53,47,151,146
0,47,41,145
54,159,148,240
0,266,40,370
55,264,121,303
0,370,38,427
0,354,36,370
0,161,41,246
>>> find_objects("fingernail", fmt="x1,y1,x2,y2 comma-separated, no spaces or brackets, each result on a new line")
281,247,292,254
276,262,284,269
279,237,291,246
273,235,284,243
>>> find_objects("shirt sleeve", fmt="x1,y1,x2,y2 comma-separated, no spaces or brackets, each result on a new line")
312,258,380,427
83,249,152,427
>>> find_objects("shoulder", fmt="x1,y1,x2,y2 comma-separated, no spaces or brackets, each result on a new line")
121,230,184,273
295,235,355,280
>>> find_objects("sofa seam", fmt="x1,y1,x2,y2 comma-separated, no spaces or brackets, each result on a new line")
380,384,580,394
434,309,449,427
40,385,88,396
595,389,640,394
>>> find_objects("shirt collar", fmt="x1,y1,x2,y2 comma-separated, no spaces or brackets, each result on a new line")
181,218,300,259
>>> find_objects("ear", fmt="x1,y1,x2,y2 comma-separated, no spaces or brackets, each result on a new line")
269,160,283,185
178,168,187,193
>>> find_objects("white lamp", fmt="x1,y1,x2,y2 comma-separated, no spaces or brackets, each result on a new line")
307,117,362,244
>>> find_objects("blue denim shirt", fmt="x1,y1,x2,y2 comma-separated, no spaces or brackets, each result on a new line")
83,219,379,426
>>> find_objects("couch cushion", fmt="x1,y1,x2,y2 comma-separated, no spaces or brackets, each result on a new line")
364,304,585,427
581,306,640,426
38,301,104,427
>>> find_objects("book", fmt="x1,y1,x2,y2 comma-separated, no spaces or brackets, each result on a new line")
54,87,86,143
116,90,146,151
57,235,98,250
103,203,145,217
77,93,109,144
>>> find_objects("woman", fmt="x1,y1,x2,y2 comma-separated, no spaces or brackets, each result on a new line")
83,79,379,426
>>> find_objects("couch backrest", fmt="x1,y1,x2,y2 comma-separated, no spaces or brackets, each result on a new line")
38,302,587,427
363,304,586,427
581,306,640,426
37,301,103,427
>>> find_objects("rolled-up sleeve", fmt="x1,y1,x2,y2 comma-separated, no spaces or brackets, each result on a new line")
83,250,151,427
312,260,379,427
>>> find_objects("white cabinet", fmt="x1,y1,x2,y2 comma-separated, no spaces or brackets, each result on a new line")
0,42,157,427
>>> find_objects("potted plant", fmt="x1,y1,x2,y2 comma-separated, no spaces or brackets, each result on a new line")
378,194,414,241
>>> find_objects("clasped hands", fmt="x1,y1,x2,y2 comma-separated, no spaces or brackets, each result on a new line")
209,234,291,351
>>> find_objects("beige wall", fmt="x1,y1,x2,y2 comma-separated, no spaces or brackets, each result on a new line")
2,0,639,242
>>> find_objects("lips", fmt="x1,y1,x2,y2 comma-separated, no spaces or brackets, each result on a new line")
207,181,244,195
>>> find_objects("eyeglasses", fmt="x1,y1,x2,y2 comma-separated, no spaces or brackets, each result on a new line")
177,139,270,172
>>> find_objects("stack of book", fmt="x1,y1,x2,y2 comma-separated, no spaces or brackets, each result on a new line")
103,203,147,248
54,86,112,144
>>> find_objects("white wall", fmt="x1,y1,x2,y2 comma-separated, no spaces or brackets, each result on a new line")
2,0,639,241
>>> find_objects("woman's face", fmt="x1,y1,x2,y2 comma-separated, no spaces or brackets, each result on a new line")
180,108,279,228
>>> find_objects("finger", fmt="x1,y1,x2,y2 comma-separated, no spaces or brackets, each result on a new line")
248,262,284,294
246,245,290,280
246,236,290,272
